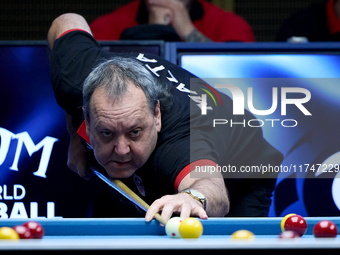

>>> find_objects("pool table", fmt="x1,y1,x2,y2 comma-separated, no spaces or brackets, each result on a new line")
0,217,339,254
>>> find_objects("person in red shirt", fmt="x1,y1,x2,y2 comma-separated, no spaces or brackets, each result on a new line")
90,0,255,42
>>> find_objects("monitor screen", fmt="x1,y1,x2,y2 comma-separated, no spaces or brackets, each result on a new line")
178,43,340,217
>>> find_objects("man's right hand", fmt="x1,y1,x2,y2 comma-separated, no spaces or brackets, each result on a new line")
147,3,172,25
65,113,92,180
67,132,92,180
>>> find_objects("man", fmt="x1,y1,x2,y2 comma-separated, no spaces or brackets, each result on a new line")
89,0,254,42
48,13,282,222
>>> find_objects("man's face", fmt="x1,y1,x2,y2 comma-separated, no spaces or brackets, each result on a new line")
85,83,161,179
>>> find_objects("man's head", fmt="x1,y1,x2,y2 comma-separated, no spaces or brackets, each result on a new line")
83,57,161,179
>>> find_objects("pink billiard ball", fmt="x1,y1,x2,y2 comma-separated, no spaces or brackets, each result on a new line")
313,220,338,238
12,225,33,239
284,215,307,237
278,231,300,239
23,221,44,239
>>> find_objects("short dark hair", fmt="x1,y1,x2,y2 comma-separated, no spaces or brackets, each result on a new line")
83,56,172,121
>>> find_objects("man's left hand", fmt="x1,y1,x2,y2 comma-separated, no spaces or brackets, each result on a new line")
145,192,208,223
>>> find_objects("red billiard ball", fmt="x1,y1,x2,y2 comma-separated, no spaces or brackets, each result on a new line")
278,231,300,239
12,225,33,239
23,221,44,239
313,220,338,238
284,215,307,237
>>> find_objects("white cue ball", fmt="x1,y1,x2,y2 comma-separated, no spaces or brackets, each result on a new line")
165,217,183,238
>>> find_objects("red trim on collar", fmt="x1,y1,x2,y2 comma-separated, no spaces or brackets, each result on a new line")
326,0,340,34
77,120,90,144
58,29,90,38
174,159,217,192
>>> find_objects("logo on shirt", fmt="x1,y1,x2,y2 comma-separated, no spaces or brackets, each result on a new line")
133,174,145,197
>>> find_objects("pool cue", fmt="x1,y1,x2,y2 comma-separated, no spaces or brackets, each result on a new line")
111,179,167,225
90,168,167,225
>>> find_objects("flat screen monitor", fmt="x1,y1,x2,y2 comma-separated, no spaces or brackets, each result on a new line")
176,42,340,217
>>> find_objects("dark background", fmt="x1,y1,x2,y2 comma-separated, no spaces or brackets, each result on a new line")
1,0,325,42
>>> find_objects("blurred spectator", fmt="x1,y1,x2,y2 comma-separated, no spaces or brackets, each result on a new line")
276,0,340,42
90,0,254,42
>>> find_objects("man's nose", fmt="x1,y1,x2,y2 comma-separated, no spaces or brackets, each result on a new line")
114,137,130,155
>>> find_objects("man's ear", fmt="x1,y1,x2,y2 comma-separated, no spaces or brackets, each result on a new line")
155,100,161,132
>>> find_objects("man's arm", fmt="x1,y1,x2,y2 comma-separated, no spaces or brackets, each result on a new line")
48,13,92,49
145,167,229,222
184,28,213,43
48,14,94,180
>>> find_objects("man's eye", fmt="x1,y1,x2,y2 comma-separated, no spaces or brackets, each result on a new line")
130,129,141,137
102,132,112,137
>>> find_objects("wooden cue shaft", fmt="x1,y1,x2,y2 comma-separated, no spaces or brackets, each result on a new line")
112,179,167,225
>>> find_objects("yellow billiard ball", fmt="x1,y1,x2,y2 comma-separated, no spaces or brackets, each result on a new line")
231,230,255,240
178,217,203,239
281,213,296,232
0,227,20,240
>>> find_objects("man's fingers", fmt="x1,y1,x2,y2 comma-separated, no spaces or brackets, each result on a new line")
145,193,208,223
78,166,92,180
148,5,172,25
148,0,185,11
159,202,174,221
194,207,209,220
145,197,166,222
179,202,192,219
